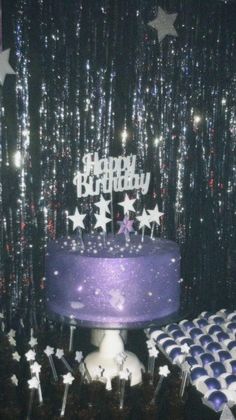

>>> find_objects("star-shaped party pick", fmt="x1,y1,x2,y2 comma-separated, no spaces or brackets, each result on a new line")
63,372,75,385
25,349,36,362
11,374,18,386
12,351,21,362
148,347,159,358
68,208,86,231
75,351,83,363
28,376,39,389
44,345,54,357
117,215,134,235
94,212,111,231
148,7,178,43
94,195,111,214
136,208,151,230
29,336,38,348
30,361,41,375
0,49,15,85
8,329,16,338
147,205,164,225
118,194,136,215
8,336,16,346
55,348,64,359
159,365,170,377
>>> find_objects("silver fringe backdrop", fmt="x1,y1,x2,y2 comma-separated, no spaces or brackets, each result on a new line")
0,0,236,327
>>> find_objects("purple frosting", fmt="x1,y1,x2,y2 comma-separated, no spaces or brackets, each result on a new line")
46,234,181,328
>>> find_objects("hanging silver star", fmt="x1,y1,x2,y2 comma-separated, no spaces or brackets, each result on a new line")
94,195,111,214
148,7,178,43
0,49,15,85
94,213,111,232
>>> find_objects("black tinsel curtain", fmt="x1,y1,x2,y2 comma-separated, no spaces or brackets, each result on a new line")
0,0,236,326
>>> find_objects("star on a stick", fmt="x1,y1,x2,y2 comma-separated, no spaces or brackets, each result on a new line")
94,195,111,214
68,208,86,231
75,351,83,363
44,345,54,357
28,376,39,389
0,49,15,85
94,213,111,231
117,215,134,235
147,205,164,225
118,194,136,215
29,336,38,348
136,209,151,230
149,347,159,358
63,372,74,385
55,348,64,359
12,351,21,362
159,365,170,377
25,349,36,362
11,374,18,386
31,361,41,375
148,7,178,43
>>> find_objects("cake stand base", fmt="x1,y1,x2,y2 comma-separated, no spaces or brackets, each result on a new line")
85,329,144,386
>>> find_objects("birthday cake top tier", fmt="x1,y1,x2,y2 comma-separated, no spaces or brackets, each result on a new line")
46,234,181,328
48,233,178,259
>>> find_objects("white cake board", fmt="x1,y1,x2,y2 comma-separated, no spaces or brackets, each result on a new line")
85,329,144,386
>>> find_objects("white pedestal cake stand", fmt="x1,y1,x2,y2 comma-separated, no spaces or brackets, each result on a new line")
85,329,144,386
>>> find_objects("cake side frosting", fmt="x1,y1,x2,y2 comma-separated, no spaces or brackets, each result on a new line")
46,234,181,328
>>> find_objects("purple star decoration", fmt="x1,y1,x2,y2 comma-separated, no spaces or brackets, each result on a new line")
117,216,134,240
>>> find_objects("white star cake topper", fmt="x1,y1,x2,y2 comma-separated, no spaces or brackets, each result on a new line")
136,208,151,230
148,7,178,43
68,207,86,230
118,193,136,215
0,49,15,85
94,195,111,214
147,204,164,225
94,212,111,231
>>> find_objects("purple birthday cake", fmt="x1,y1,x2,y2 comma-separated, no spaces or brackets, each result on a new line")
46,233,181,328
